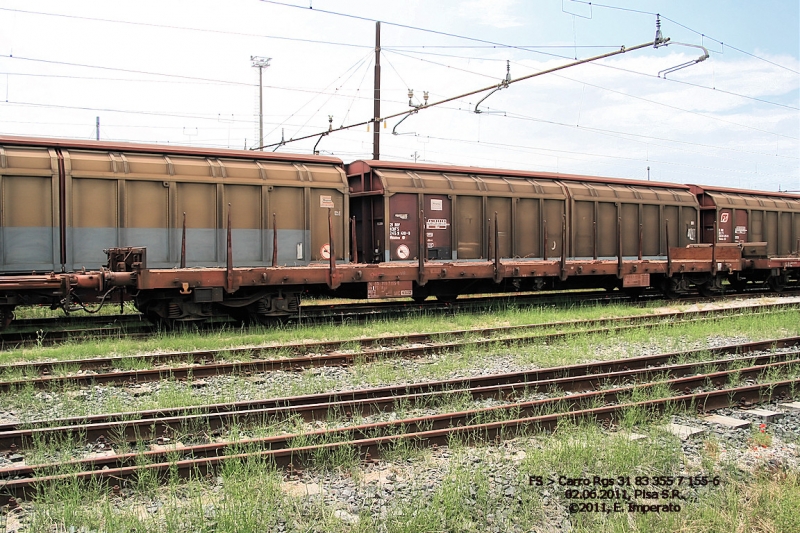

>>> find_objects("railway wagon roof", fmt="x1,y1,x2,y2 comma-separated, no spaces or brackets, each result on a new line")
688,184,800,201
0,135,343,165
347,160,692,190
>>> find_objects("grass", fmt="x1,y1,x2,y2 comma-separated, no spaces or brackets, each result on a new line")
0,298,723,365
1,308,798,425
13,417,799,533
5,300,799,532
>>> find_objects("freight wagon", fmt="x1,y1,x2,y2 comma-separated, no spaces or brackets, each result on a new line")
0,136,798,327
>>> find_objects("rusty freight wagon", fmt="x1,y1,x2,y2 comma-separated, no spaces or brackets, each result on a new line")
347,160,704,300
690,184,800,292
0,136,349,325
1,136,798,328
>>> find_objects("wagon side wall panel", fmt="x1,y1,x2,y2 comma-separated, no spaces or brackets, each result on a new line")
455,195,482,259
0,146,60,273
514,198,539,258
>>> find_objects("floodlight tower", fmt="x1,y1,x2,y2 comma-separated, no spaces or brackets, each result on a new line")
251,56,271,150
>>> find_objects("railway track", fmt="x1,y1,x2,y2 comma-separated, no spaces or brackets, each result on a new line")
0,336,796,506
1,336,797,449
1,290,626,348
0,302,796,391
3,289,797,348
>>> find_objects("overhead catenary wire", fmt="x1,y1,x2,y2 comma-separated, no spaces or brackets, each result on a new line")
340,54,375,127
384,49,504,81
387,48,799,111
267,51,373,143
261,0,799,75
0,7,373,51
435,102,798,165
0,5,629,54
260,4,800,154
586,60,800,111
394,134,790,178
540,70,799,140
2,1,795,189
565,0,800,74
278,125,791,180
8,3,793,115
259,0,572,60
0,54,257,87
0,71,251,87
10,87,792,169
0,56,400,106
257,38,669,150
7,76,790,173
404,103,797,169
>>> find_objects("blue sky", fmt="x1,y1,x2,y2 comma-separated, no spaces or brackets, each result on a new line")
0,0,797,191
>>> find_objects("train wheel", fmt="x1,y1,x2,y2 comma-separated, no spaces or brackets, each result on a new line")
221,293,300,326
135,296,212,329
660,278,682,300
412,296,428,304
697,282,718,297
435,294,459,303
0,307,14,329
768,274,787,292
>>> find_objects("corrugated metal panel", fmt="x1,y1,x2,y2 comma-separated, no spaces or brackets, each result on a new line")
374,169,567,199
0,146,60,272
350,160,692,190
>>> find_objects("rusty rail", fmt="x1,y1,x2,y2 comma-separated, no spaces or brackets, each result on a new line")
0,306,796,390
1,350,796,450
0,288,659,348
0,377,794,506
3,335,797,432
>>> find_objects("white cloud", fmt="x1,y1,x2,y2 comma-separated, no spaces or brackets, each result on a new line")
0,0,796,192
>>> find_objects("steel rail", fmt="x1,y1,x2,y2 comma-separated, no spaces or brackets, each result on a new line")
0,307,794,392
1,349,797,450
0,289,627,348
0,308,792,392
2,335,797,433
1,360,795,472
2,302,796,383
4,290,797,349
0,377,794,506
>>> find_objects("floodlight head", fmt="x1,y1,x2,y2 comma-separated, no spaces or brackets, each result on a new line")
251,56,272,68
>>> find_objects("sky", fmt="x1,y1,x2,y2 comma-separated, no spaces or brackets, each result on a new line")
0,0,798,192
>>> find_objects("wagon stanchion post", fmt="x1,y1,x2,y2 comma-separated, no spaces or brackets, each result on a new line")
543,220,548,261
226,204,233,293
494,211,501,283
616,216,623,279
487,218,493,261
712,220,718,275
666,220,672,277
272,213,278,267
327,208,338,289
180,212,187,269
351,216,358,263
418,209,426,285
638,223,643,261
560,214,568,281
592,220,597,260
